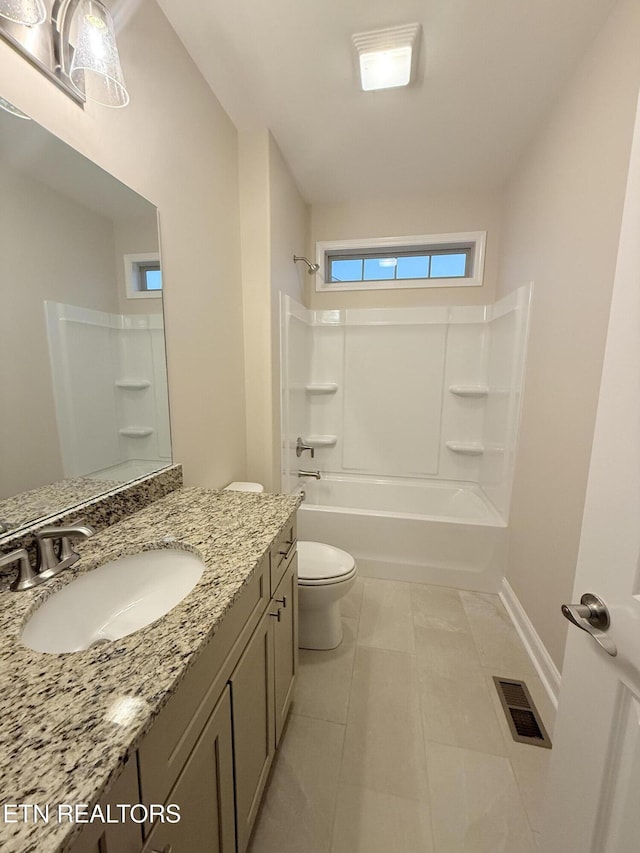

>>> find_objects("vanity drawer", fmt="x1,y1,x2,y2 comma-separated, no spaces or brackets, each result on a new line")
269,514,297,594
138,554,269,821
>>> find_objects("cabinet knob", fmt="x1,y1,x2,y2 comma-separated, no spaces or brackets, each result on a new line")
269,609,282,622
151,846,172,853
275,595,287,608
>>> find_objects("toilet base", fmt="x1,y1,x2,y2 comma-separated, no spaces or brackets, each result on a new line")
298,600,343,650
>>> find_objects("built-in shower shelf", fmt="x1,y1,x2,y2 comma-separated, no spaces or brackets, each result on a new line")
115,379,152,390
449,385,489,398
305,383,338,395
446,441,485,456
302,435,337,448
119,427,155,438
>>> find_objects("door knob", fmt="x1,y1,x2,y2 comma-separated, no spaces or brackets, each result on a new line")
561,593,617,657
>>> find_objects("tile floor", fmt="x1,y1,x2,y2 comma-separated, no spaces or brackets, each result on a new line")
248,577,554,853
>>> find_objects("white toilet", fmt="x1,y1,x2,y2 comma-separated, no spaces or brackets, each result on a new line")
224,482,358,650
297,541,357,650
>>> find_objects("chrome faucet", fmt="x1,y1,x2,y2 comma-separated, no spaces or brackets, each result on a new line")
36,524,95,579
0,549,39,591
296,437,315,458
298,470,321,480
0,523,95,591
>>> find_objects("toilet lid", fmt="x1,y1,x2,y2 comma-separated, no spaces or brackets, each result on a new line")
297,541,356,584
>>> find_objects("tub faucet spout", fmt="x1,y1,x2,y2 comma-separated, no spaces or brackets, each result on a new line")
298,470,321,480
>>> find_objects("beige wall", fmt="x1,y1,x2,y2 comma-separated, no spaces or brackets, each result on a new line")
308,192,502,309
0,167,118,498
268,136,309,489
240,130,309,491
239,130,309,492
497,0,640,670
0,0,246,490
239,131,273,489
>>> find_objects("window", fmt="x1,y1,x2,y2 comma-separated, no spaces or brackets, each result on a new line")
316,232,486,292
124,253,162,299
137,263,163,292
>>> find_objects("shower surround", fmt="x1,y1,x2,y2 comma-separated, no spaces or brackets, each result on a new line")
45,301,171,482
281,285,531,590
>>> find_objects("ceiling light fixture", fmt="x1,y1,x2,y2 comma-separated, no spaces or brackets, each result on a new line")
352,23,421,92
0,0,129,107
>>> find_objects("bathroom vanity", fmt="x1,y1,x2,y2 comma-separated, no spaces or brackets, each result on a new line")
0,486,299,853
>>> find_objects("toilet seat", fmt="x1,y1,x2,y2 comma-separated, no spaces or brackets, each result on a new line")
297,541,357,586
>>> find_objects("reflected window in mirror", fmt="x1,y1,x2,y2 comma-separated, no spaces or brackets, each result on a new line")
124,252,163,299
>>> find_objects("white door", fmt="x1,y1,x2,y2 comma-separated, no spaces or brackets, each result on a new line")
540,91,640,853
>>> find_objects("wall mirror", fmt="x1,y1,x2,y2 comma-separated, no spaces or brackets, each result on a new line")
0,100,172,538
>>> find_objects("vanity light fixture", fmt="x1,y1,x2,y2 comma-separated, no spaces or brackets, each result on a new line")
69,0,129,107
0,0,129,107
0,0,46,26
352,23,421,92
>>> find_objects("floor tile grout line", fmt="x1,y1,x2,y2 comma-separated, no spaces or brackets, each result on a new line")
409,581,448,853
329,608,361,852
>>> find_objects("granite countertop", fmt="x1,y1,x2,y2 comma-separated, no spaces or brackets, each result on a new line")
0,486,300,853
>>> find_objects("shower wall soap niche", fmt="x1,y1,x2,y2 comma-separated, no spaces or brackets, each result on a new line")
305,383,338,395
449,384,489,398
119,428,155,438
115,379,152,390
446,441,485,456
302,435,337,449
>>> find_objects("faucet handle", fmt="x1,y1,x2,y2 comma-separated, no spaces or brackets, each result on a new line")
0,549,39,592
36,523,95,540
35,523,95,575
296,437,315,459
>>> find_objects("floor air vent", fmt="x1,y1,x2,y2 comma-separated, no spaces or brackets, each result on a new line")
493,677,552,749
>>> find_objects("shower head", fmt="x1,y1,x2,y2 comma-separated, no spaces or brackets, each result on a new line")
293,255,320,275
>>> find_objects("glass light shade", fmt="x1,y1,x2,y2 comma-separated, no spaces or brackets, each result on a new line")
69,0,129,108
0,96,31,118
0,0,47,26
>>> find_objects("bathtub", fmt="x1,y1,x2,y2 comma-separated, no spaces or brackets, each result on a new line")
296,475,507,592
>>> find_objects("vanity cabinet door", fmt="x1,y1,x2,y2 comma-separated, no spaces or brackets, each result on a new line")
273,554,298,746
229,608,275,853
69,757,142,853
141,685,235,853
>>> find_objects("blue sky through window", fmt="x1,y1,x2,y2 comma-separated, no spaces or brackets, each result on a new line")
145,269,163,291
430,253,466,277
330,251,467,282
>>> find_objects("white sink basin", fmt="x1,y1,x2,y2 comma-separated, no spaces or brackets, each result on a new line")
21,550,205,654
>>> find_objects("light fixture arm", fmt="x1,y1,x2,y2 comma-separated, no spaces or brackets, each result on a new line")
51,0,83,101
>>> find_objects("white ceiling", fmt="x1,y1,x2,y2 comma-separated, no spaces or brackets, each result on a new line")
158,0,617,204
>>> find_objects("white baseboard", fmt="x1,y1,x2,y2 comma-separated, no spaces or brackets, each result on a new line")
500,578,561,710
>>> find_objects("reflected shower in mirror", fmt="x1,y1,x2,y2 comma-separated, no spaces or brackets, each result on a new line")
0,101,172,536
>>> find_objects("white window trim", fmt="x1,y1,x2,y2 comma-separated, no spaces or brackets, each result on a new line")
315,231,486,292
124,252,162,300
